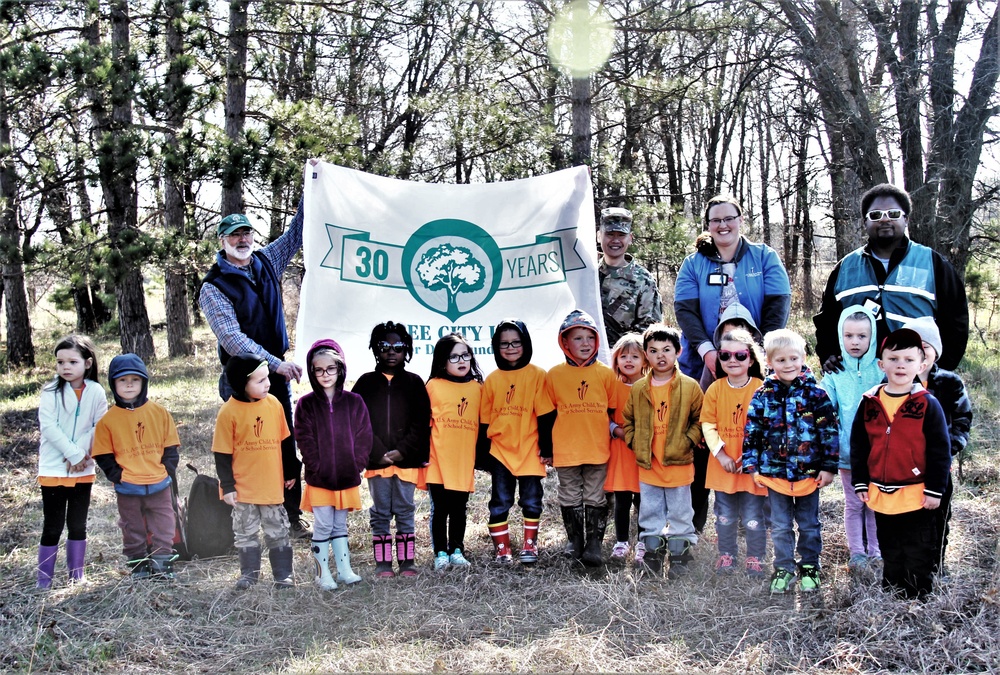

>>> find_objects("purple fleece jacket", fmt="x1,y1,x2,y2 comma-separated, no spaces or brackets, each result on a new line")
294,339,373,491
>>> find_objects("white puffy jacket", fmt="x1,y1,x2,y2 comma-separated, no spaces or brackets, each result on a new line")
37,380,108,478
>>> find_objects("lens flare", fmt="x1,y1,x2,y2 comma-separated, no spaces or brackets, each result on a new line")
547,0,615,77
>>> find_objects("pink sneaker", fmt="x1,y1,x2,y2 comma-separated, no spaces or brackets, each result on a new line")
632,541,646,568
744,556,766,578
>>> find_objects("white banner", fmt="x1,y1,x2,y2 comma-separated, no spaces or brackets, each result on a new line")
296,162,608,379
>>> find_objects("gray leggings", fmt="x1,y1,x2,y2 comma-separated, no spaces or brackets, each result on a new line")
311,506,349,540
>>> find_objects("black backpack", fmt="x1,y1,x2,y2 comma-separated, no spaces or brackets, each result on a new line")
183,463,235,559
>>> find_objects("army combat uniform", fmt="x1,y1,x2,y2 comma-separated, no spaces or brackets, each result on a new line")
599,255,663,346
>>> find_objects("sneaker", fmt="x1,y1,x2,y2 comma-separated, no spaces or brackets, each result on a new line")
799,564,821,592
611,542,630,560
290,520,312,540
769,568,797,594
715,553,736,575
848,553,869,572
449,549,471,567
744,556,766,578
632,541,646,568
433,552,450,572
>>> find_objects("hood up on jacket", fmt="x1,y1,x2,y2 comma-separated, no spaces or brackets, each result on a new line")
558,309,601,367
108,353,149,408
491,319,534,371
712,302,763,347
306,338,347,395
837,303,880,372
225,354,268,402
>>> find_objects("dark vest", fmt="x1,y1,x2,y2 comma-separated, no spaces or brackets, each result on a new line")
202,252,288,365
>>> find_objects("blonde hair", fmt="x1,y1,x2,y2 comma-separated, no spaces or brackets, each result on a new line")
611,333,646,382
763,329,806,360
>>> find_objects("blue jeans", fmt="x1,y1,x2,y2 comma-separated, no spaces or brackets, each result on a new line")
767,489,821,571
488,460,543,523
714,491,767,559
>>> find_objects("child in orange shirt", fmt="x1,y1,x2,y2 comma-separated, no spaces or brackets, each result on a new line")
93,354,180,580
481,319,555,565
700,328,768,577
426,334,484,571
545,309,617,567
606,333,646,565
213,355,294,590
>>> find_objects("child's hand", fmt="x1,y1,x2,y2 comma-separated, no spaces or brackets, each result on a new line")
540,457,553,466
380,450,403,466
613,427,625,440
67,455,92,473
222,491,238,507
716,453,738,474
816,471,835,488
283,479,295,489
922,495,941,510
752,472,764,488
857,490,869,503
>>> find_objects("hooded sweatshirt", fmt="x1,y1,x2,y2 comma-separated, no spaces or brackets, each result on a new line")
294,339,373,492
819,304,884,469
92,354,180,494
544,310,617,467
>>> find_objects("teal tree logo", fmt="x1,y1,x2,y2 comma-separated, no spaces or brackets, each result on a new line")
415,244,486,320
402,220,502,321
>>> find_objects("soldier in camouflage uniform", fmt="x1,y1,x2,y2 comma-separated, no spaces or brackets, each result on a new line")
598,208,663,347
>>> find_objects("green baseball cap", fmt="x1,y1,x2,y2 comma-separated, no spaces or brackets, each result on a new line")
218,213,253,237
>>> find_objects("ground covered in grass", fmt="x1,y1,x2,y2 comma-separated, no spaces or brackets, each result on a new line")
2,327,999,673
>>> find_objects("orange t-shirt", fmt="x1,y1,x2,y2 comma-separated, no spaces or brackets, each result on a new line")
756,476,818,497
480,364,554,477
212,395,290,505
638,382,694,488
425,379,481,492
545,361,616,467
92,401,180,485
301,484,362,511
701,377,766,495
605,380,640,492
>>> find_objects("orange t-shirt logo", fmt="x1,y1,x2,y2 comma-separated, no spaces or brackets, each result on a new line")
505,384,516,404
731,402,745,427
457,397,469,417
577,380,589,400
656,400,668,422
134,422,145,444
254,416,263,438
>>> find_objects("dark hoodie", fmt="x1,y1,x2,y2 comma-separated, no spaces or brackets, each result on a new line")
293,340,373,491
224,354,268,403
95,354,179,491
491,319,534,371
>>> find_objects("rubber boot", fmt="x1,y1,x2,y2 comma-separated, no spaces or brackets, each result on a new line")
129,557,151,580
149,553,176,581
331,536,363,585
667,537,693,579
488,521,513,563
396,532,419,577
269,545,295,588
641,535,665,576
519,518,540,564
561,506,585,560
373,534,394,578
235,546,261,590
37,544,58,589
66,539,87,583
582,505,608,567
311,540,337,590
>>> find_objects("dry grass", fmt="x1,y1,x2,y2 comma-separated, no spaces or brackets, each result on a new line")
2,324,1000,673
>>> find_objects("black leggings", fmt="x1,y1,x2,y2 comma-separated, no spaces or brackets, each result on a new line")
613,490,640,542
428,484,469,554
40,483,93,546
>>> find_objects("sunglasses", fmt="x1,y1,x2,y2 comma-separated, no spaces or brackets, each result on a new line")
718,349,750,362
377,341,406,354
448,352,473,364
865,209,905,221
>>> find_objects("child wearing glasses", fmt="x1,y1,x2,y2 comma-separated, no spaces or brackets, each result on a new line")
819,305,884,575
353,322,431,578
700,328,768,577
424,334,485,570
481,319,555,564
294,339,373,590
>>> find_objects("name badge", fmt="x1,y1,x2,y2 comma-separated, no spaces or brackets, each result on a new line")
862,298,882,320
708,273,730,286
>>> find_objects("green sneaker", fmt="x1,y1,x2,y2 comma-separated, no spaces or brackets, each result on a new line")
799,564,821,592
769,568,797,594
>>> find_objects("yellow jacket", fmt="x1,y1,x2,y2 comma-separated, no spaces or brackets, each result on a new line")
624,370,703,470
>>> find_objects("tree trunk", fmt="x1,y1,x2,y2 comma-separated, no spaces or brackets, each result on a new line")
42,170,98,333
571,76,591,167
222,0,249,216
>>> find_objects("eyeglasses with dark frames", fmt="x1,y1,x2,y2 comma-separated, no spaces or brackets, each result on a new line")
313,365,338,377
498,340,522,350
448,352,473,364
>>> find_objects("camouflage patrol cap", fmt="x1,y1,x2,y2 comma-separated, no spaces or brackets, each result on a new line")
600,207,632,233
218,213,253,237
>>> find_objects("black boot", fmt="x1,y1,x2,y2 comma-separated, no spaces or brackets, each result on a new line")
640,535,665,575
149,554,176,581
561,506,585,559
582,505,608,567
667,537,694,579
235,546,261,590
269,545,294,588
129,557,151,580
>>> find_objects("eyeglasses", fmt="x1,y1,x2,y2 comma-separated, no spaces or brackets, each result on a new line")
498,340,522,350
313,366,338,377
718,349,750,362
708,215,740,227
377,341,406,354
225,229,254,241
865,209,905,221
448,352,473,364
